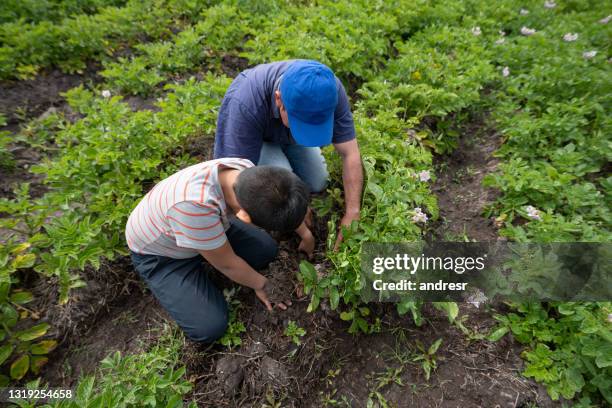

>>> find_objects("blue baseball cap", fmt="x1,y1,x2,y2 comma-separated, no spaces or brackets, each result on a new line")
279,60,338,147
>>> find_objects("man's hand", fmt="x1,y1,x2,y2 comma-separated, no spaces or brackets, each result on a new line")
255,280,291,311
333,210,360,251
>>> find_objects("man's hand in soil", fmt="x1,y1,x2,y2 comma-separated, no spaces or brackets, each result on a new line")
295,221,315,258
333,211,360,251
255,280,292,311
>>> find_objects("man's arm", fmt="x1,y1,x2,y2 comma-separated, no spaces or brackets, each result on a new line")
333,138,363,250
198,241,285,311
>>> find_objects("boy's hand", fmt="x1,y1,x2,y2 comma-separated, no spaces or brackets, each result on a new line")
298,232,315,258
295,222,315,258
255,281,291,311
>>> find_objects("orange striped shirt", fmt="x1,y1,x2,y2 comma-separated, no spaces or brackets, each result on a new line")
125,158,254,258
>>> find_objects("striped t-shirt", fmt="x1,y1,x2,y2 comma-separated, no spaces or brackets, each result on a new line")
126,158,254,258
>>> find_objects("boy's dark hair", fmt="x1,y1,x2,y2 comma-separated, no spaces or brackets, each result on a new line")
234,166,309,232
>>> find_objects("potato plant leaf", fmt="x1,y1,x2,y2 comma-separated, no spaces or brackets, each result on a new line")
30,355,49,374
30,340,58,355
10,291,34,305
0,343,14,365
10,354,30,379
16,323,50,341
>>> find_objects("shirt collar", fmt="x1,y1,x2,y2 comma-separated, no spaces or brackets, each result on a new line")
271,74,283,119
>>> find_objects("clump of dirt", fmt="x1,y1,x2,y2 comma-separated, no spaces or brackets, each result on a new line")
431,112,503,242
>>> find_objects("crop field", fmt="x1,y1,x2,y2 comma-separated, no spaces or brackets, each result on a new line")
0,0,610,407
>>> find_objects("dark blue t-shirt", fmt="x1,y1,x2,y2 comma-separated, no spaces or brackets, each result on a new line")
213,60,356,164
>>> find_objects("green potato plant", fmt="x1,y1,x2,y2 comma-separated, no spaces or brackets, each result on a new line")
0,241,56,385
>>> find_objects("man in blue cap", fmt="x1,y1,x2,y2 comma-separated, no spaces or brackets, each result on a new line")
214,60,362,251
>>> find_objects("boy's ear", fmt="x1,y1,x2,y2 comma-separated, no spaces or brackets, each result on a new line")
236,209,252,224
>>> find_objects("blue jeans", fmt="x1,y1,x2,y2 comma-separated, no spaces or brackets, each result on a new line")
130,218,277,343
258,142,329,193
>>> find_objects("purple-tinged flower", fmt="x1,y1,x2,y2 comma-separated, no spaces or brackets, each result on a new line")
502,66,510,77
600,15,611,24
412,208,428,224
563,33,578,42
525,205,542,221
583,50,597,59
418,170,431,182
466,289,488,308
521,26,537,36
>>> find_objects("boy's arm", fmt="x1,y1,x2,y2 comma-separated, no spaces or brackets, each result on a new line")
198,241,286,311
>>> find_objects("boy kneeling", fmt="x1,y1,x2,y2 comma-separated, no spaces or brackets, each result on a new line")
125,158,312,343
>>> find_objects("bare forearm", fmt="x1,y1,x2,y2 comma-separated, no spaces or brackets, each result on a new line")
200,251,266,290
342,151,363,216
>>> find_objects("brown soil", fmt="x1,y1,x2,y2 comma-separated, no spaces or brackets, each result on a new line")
0,145,47,199
219,54,250,78
0,66,100,130
431,112,503,242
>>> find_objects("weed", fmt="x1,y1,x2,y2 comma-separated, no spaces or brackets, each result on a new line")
284,320,306,346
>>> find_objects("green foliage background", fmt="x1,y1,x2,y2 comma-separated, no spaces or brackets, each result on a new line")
0,0,610,405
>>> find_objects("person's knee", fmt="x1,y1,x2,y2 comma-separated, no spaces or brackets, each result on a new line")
259,143,291,170
305,174,328,193
184,306,228,343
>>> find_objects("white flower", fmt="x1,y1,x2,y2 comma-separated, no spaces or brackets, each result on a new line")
563,33,578,42
544,1,557,9
583,50,597,59
520,8,530,15
608,313,612,323
472,26,482,36
466,289,488,308
495,37,506,45
502,66,510,77
418,170,431,182
101,90,111,98
525,205,542,221
599,15,611,24
499,30,506,36
521,26,537,36
412,207,428,224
